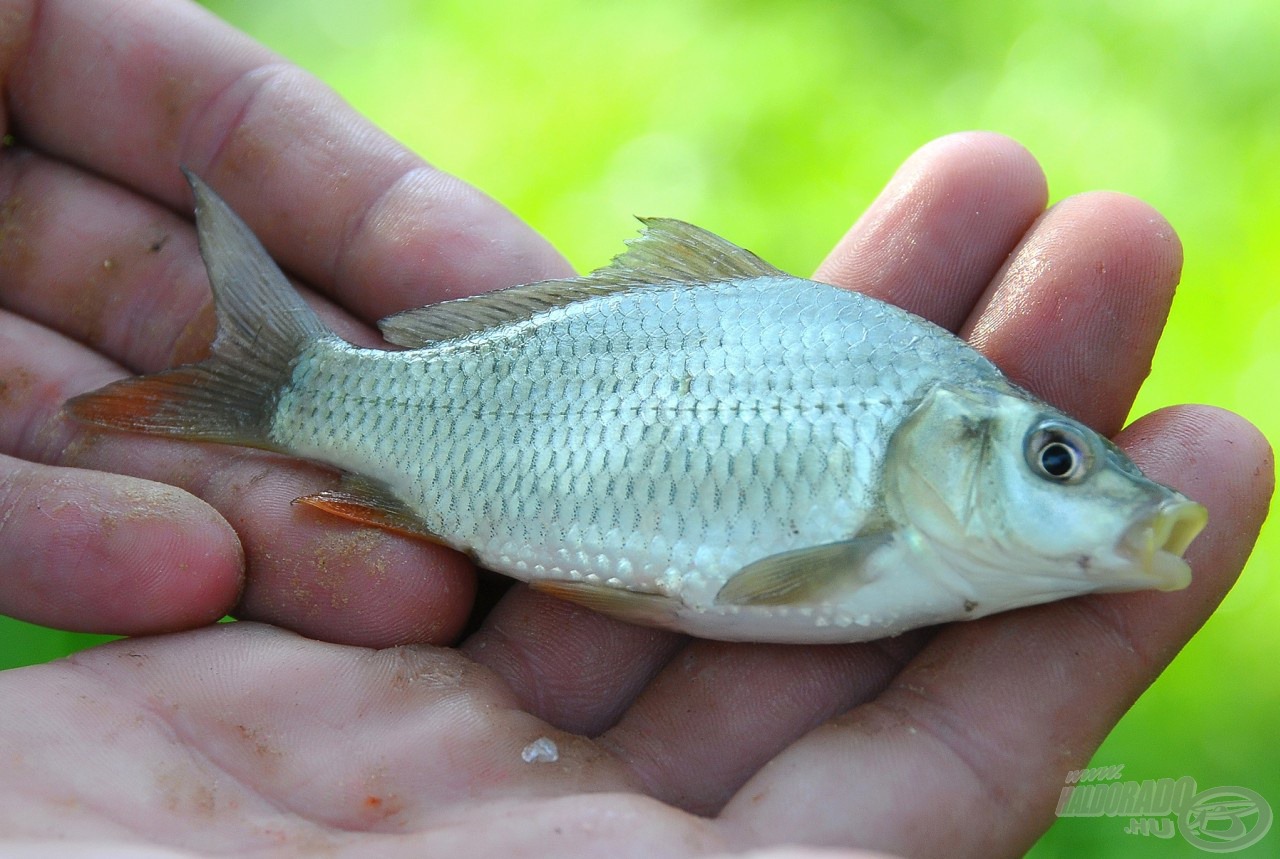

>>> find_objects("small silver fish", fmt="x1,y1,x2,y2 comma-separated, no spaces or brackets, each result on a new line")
71,172,1207,643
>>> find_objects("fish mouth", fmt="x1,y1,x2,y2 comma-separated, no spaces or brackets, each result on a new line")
1118,498,1208,591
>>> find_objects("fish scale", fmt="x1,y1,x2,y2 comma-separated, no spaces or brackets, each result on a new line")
270,277,996,605
69,172,1208,643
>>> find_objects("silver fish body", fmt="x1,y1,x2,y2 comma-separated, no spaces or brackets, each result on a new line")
71,173,1208,642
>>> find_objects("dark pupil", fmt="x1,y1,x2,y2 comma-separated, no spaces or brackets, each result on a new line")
1040,442,1076,477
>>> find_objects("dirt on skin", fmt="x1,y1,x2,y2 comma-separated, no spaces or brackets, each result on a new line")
234,722,285,769
70,244,129,349
309,530,392,610
108,478,214,525
0,193,33,274
153,760,220,819
0,367,34,408
26,472,218,543
264,528,393,622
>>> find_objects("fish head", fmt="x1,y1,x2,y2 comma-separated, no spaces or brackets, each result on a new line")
883,384,1207,608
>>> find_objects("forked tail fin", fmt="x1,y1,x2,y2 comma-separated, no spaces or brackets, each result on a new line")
68,170,331,450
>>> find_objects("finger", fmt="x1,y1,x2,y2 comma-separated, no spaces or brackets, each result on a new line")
814,131,1048,331
0,308,475,647
460,590,686,737
2,0,571,319
600,633,927,814
0,149,382,373
0,148,213,370
717,407,1272,856
0,453,241,634
963,192,1184,435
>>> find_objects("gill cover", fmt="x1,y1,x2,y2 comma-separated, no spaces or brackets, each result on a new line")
883,384,1001,541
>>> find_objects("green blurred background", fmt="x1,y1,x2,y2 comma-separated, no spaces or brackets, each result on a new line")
2,0,1276,854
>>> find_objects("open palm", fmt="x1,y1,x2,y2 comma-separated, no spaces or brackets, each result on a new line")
0,3,1271,857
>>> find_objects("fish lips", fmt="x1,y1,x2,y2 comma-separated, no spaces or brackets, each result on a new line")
1111,496,1208,592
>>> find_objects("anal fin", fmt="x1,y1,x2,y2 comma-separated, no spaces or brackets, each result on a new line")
714,531,893,606
530,580,683,629
294,474,446,544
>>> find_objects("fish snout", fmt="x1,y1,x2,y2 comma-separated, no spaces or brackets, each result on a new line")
1118,497,1208,591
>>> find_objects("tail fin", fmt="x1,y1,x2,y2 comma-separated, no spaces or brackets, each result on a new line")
68,170,330,450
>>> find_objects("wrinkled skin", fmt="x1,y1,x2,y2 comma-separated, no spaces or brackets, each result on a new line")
0,2,1272,858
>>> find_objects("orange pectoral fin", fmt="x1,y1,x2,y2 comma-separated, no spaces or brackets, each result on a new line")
529,580,684,630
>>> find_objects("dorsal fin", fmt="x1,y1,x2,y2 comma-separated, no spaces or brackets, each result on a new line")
587,217,785,287
378,217,786,347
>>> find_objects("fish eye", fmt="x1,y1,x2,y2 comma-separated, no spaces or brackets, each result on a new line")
1025,421,1092,483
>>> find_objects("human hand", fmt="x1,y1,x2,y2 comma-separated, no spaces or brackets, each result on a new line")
0,3,1271,856
0,0,571,645
0,353,1269,859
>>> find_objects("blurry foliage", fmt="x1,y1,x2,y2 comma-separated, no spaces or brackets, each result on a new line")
2,0,1275,854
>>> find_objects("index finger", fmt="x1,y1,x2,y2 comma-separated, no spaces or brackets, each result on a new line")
1,0,571,319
